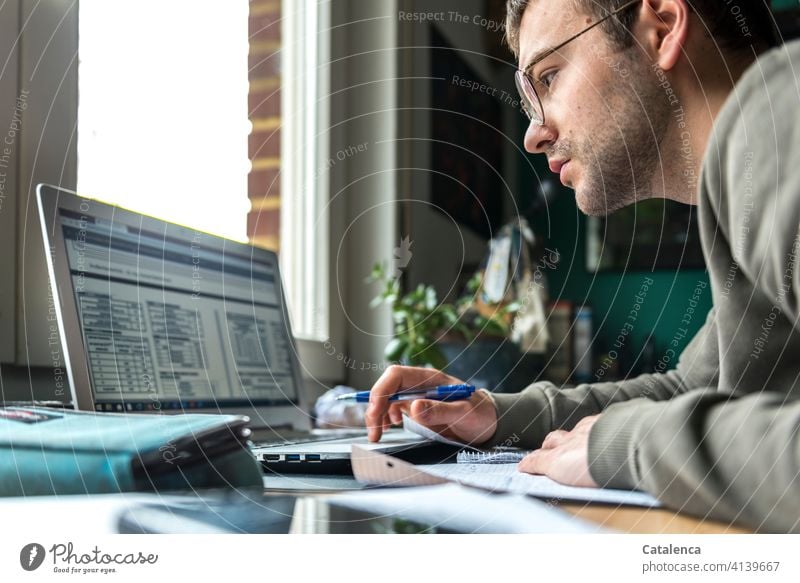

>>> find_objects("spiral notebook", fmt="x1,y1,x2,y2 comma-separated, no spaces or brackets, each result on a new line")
456,449,529,464
402,414,529,464
350,446,662,507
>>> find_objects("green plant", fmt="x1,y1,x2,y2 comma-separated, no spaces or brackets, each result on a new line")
367,262,520,368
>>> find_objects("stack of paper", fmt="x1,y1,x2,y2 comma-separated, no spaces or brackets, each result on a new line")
351,446,661,508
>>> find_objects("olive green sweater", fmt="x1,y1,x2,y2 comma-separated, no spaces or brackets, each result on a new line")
485,40,800,533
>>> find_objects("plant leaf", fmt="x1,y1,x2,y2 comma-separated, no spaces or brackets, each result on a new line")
416,346,447,370
424,286,437,310
384,337,407,362
392,309,409,324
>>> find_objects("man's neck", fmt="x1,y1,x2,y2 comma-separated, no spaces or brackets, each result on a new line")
656,53,757,205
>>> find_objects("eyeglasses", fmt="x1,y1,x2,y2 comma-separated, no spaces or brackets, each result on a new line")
515,0,642,125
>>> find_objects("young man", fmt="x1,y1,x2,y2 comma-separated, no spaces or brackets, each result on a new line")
367,0,800,532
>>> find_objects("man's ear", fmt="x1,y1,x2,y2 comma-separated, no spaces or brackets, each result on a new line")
637,0,690,71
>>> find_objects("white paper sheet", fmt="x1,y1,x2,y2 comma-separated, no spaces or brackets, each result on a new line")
331,483,604,533
402,414,472,448
0,492,217,535
420,462,661,507
351,446,661,508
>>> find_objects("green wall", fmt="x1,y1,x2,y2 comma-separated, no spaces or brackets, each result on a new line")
525,160,713,375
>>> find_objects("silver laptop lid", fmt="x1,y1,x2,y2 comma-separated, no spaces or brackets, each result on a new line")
36,183,312,432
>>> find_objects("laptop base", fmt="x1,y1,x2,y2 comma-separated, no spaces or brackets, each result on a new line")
259,442,461,475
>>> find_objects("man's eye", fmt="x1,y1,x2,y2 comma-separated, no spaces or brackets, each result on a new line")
539,70,558,89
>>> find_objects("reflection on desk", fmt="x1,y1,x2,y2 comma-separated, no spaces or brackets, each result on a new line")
262,473,365,492
0,482,752,534
265,472,752,534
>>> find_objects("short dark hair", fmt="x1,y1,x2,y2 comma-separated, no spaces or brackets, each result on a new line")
505,0,779,58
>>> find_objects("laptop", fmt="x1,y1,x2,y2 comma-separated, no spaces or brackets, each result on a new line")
36,184,436,473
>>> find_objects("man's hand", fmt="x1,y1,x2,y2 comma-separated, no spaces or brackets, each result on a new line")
517,414,601,488
366,365,497,444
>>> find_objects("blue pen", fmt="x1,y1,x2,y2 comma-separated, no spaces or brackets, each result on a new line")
336,384,475,403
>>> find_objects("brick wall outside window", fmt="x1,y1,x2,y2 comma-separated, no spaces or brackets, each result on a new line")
247,0,281,250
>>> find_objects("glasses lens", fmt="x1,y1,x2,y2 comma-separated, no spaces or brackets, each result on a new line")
514,70,542,124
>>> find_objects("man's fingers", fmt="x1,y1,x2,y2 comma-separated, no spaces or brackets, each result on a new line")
541,429,568,449
518,449,550,475
409,398,469,427
574,414,600,432
366,365,459,441
388,403,407,425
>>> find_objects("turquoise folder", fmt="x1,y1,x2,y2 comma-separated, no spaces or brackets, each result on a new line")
0,407,263,496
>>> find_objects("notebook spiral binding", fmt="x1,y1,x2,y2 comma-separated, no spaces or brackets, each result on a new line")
456,449,529,464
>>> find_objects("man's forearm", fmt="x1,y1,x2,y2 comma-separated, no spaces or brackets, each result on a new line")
483,307,719,449
589,391,800,533
483,368,692,449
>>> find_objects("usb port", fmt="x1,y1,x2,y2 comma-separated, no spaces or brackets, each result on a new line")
305,454,321,462
285,454,301,462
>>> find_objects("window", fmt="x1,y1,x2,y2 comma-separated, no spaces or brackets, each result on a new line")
77,0,251,242
278,0,331,342
79,0,337,379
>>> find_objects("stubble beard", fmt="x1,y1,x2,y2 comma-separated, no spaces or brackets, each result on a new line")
569,51,672,217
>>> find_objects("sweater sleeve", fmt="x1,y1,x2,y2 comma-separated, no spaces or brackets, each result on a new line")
702,43,800,323
588,391,800,532
588,42,800,532
482,306,719,449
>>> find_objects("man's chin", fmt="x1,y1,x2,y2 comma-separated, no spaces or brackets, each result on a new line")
575,187,636,217
574,188,609,217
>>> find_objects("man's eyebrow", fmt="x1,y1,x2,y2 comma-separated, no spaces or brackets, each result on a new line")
521,46,557,73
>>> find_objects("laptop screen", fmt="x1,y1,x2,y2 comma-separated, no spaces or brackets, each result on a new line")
53,201,300,413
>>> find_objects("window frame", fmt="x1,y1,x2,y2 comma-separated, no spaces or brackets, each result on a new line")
280,0,343,382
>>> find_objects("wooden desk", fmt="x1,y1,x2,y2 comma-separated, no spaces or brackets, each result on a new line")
559,502,751,534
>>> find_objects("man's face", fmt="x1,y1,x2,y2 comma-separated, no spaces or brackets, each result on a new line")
518,0,670,216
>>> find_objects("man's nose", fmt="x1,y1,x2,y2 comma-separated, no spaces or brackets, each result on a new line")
524,120,557,154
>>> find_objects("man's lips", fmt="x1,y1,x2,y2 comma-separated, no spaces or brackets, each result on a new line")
549,159,572,185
